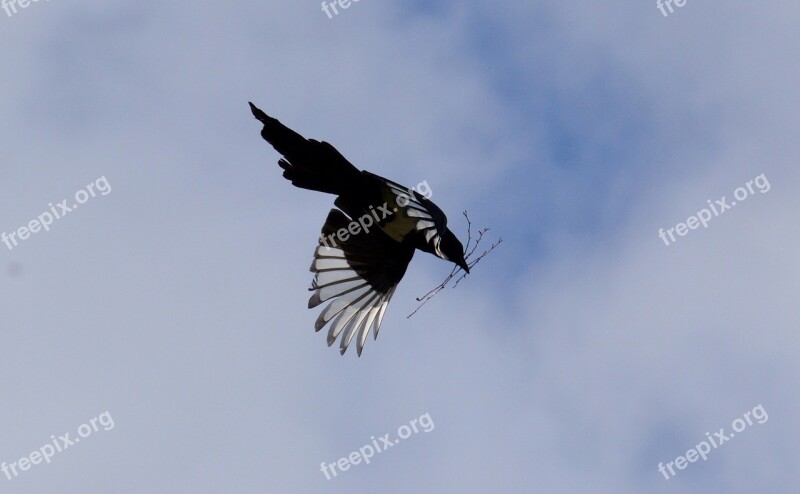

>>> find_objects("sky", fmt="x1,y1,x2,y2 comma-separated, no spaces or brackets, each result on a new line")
1,0,798,492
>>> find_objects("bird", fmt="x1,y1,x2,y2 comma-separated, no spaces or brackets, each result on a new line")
249,102,469,356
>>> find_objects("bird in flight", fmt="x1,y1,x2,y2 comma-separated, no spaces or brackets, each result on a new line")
249,102,469,356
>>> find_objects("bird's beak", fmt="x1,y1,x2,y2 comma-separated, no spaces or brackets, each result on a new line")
457,257,470,274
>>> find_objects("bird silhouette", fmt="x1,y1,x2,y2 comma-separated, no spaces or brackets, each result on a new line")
250,102,469,356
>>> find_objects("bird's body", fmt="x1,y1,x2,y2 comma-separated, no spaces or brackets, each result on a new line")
249,102,469,355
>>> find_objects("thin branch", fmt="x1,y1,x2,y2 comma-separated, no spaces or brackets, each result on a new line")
406,211,502,318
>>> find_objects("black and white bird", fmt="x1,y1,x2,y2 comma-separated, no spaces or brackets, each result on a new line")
249,102,469,356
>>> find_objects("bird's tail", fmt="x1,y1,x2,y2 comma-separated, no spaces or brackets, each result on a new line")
249,102,361,196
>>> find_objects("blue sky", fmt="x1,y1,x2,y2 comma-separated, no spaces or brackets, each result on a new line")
1,1,798,492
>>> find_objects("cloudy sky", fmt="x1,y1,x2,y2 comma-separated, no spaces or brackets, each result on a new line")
2,0,798,492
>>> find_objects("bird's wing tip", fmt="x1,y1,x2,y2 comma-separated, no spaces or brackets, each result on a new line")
248,102,266,121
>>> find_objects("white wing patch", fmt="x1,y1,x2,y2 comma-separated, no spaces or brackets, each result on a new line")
384,181,442,249
309,246,397,356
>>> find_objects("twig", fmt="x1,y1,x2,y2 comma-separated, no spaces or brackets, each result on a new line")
406,211,502,318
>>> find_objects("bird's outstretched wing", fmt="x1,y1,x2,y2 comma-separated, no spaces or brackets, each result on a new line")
249,102,361,195
309,209,415,356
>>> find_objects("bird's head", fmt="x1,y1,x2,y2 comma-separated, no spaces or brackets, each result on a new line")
437,229,470,274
